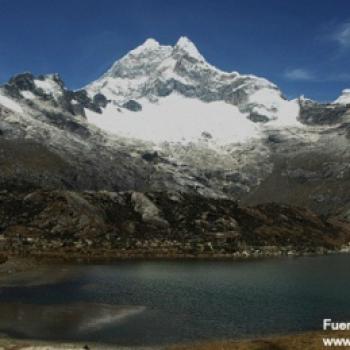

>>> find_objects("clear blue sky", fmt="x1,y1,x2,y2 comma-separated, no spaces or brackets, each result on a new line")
1,0,350,101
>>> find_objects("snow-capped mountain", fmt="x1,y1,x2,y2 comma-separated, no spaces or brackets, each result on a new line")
335,89,350,105
0,37,350,216
85,37,300,144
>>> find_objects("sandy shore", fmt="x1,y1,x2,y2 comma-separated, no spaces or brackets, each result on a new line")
0,257,41,276
1,331,349,350
0,336,145,349
0,257,62,287
0,333,160,350
170,330,350,349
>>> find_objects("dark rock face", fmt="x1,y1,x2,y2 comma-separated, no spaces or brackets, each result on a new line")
2,73,106,118
4,73,37,99
299,100,349,125
56,91,85,117
142,151,159,162
8,73,36,91
70,90,102,113
267,134,284,144
0,190,349,257
44,112,91,137
5,73,65,98
123,100,142,112
56,89,108,117
201,131,213,139
248,113,270,123
242,133,350,215
93,93,108,108
0,140,80,192
0,254,7,264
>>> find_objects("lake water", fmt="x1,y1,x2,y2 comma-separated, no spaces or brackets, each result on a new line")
0,255,349,347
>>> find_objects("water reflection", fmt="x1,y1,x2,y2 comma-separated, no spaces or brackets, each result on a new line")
0,302,145,338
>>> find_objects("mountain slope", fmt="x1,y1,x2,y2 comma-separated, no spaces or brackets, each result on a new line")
0,73,213,195
0,38,350,216
2,190,350,258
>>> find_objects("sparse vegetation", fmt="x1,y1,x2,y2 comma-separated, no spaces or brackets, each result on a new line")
0,190,349,260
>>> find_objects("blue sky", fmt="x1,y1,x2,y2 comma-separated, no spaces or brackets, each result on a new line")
1,0,350,101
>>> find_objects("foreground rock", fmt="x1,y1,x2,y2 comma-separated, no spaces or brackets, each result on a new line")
0,190,349,260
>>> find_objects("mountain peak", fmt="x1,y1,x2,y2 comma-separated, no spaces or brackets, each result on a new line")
86,36,301,129
176,36,195,47
174,36,204,61
334,89,350,104
129,38,161,55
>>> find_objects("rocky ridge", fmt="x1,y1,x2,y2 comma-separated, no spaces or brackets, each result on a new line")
1,190,349,260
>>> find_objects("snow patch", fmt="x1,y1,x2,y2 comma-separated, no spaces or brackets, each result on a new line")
88,76,149,102
249,89,301,126
34,79,62,98
86,93,260,145
334,89,350,104
21,90,36,100
0,93,23,113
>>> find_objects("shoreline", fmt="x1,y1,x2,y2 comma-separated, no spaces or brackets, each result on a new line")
0,336,134,350
2,247,350,264
0,330,349,350
2,190,350,267
171,330,350,350
3,242,350,263
0,250,349,277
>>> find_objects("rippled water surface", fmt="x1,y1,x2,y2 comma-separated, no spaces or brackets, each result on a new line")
0,255,349,346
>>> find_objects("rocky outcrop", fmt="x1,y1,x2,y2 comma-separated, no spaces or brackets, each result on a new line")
3,73,107,118
122,99,142,111
298,99,349,125
93,93,108,108
0,190,349,259
8,73,37,92
131,192,169,227
248,112,270,123
67,90,103,114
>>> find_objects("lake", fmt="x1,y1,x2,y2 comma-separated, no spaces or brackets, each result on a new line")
0,254,349,347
